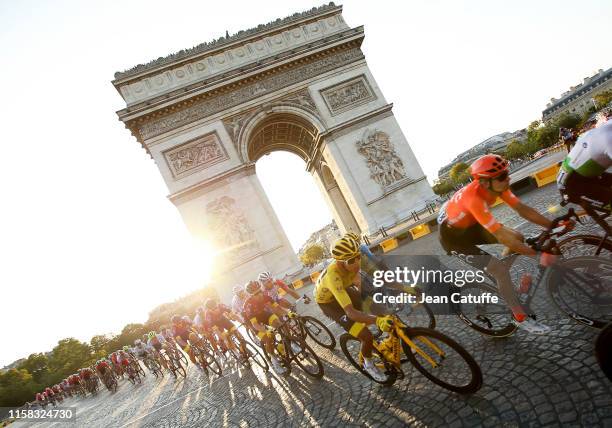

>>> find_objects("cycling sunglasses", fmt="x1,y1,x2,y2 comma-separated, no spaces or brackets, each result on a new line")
347,255,361,264
494,171,509,181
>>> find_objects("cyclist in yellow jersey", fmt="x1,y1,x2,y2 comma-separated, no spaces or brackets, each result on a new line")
315,236,393,382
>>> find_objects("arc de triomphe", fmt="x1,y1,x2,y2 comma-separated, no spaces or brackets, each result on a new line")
113,3,434,297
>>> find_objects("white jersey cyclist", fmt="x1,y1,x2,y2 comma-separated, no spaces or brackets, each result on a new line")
557,120,612,209
560,120,612,179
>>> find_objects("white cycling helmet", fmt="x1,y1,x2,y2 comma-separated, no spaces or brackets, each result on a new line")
258,271,272,282
232,284,243,294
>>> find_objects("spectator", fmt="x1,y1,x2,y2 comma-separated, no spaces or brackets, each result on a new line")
559,127,576,151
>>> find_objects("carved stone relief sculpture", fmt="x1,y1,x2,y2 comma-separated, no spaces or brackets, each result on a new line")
320,75,375,115
163,132,229,179
206,196,259,260
356,129,407,188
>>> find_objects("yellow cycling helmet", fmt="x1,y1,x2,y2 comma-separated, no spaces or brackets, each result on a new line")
345,232,361,244
331,237,360,261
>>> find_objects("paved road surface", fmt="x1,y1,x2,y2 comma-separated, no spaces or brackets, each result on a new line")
15,183,611,427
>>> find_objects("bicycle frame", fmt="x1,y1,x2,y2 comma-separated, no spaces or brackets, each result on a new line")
369,317,445,369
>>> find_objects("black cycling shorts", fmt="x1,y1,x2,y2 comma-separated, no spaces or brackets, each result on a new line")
561,172,612,211
439,221,497,269
317,286,365,337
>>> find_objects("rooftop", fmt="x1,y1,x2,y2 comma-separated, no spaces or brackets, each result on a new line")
543,66,612,115
114,2,340,81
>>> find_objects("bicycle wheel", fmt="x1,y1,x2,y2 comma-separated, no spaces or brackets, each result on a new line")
339,333,398,386
453,282,517,337
133,360,145,377
595,322,612,381
546,256,612,328
393,287,436,330
558,234,612,258
401,327,482,394
262,336,292,376
196,346,223,377
172,357,187,378
227,336,249,368
246,327,260,345
176,348,188,367
245,341,269,371
287,336,324,378
300,316,336,350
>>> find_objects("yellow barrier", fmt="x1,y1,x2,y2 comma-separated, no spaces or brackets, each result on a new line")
293,279,304,289
310,271,321,283
409,223,431,240
380,238,399,253
532,163,560,187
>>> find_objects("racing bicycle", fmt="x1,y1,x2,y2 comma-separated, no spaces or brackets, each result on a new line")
340,315,482,393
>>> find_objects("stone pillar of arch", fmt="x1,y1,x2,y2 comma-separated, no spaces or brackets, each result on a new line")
112,3,434,299
314,163,360,235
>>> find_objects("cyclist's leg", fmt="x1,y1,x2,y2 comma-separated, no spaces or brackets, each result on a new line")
251,317,274,356
220,318,247,354
318,292,372,357
176,336,197,364
440,221,528,321
277,298,292,310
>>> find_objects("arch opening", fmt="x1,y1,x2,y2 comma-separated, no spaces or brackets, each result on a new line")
246,112,318,162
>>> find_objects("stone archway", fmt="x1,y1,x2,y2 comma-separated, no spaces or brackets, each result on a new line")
113,4,435,299
245,112,318,162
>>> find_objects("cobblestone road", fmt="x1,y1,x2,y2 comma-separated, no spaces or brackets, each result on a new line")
17,184,612,427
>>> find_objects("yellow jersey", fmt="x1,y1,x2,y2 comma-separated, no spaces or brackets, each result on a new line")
314,261,357,307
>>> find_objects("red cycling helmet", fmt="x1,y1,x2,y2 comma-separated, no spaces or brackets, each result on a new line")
470,154,509,179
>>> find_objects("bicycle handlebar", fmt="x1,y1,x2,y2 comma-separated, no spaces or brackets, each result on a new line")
525,208,582,250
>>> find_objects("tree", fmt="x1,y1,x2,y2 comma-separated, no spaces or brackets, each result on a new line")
556,113,581,130
17,353,48,383
0,369,37,407
449,162,469,183
47,338,93,380
505,140,525,160
300,244,326,266
432,179,455,195
594,89,612,108
90,335,111,354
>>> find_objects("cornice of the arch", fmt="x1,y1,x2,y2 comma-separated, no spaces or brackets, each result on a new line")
120,40,364,145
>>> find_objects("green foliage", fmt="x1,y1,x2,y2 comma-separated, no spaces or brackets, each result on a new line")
17,353,48,383
449,162,469,183
48,338,94,378
556,113,581,130
525,115,574,153
90,334,111,353
593,89,612,108
0,369,37,407
300,244,326,266
504,140,525,160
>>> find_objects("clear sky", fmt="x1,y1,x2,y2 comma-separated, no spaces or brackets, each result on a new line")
1,0,610,366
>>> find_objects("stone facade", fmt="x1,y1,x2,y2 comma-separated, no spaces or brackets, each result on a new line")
542,67,612,122
113,4,435,300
